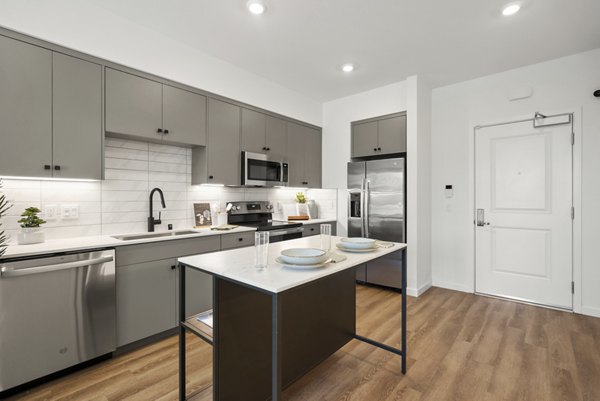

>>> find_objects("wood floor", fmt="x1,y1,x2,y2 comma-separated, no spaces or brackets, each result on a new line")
7,286,600,401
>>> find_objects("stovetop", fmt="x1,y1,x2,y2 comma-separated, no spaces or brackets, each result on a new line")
226,201,302,231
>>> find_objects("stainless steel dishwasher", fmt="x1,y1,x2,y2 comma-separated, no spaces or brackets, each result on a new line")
0,249,116,392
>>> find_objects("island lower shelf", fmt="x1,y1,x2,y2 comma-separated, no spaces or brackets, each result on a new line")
183,310,213,345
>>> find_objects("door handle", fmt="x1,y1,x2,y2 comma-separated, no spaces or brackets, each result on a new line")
476,209,490,226
0,256,114,278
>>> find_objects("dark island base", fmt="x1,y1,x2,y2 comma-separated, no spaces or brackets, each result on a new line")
213,269,356,401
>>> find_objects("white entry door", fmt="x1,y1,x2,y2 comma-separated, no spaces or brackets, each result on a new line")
475,117,573,310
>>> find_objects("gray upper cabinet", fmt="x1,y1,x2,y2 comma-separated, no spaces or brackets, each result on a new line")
265,115,287,157
0,36,53,178
378,115,406,154
241,108,287,157
105,68,163,140
105,68,207,146
52,53,102,180
352,121,378,158
162,85,206,146
351,112,407,158
241,108,266,154
286,122,322,188
0,35,101,180
304,127,322,188
206,98,241,186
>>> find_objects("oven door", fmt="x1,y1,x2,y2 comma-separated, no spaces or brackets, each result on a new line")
266,227,304,243
242,152,287,187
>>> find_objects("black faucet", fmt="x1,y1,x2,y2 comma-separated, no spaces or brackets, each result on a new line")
148,187,166,232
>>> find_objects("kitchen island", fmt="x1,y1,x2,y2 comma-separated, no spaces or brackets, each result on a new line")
177,236,407,401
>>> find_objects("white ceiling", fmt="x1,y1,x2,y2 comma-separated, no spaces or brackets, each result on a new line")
85,0,600,101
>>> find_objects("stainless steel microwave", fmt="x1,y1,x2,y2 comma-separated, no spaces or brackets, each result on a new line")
241,151,288,187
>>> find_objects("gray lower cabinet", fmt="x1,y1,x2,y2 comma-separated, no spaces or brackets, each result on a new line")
0,35,102,180
286,122,322,188
205,98,241,186
0,35,52,178
241,108,286,157
116,236,220,346
116,258,178,347
351,113,407,158
52,52,103,180
302,222,336,237
105,68,207,146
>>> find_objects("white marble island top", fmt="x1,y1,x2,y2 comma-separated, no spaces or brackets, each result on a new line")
178,236,406,294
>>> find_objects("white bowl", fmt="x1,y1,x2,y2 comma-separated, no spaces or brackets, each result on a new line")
339,237,377,249
280,248,328,265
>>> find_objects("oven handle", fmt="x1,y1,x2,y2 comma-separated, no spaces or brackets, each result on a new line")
266,227,304,236
0,256,114,278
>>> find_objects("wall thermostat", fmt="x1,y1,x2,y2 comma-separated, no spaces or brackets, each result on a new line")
445,185,453,198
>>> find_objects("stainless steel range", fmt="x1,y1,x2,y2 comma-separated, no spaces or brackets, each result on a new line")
227,201,303,242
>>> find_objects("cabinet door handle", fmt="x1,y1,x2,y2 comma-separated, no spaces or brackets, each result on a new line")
44,165,51,170
238,237,243,242
373,147,377,151
54,165,61,171
266,147,270,151
209,175,214,179
262,147,266,151
378,147,381,151
164,129,169,134
171,265,176,270
157,128,163,133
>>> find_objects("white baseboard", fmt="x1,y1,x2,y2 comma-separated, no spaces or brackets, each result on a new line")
432,280,472,294
407,281,432,297
581,306,600,318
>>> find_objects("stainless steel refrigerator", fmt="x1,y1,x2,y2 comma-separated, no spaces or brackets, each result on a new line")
348,158,405,289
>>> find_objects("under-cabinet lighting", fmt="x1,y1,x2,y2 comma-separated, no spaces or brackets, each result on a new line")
0,176,99,182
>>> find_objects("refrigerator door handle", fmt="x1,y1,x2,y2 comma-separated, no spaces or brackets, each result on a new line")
360,178,366,237
364,179,370,238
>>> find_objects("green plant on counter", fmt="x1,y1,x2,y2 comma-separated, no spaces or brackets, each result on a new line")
0,179,12,257
18,207,46,228
295,192,307,204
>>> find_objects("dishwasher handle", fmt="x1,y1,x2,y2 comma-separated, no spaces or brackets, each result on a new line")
0,255,114,278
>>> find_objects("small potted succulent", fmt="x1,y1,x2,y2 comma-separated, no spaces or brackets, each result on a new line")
0,179,12,256
17,207,46,245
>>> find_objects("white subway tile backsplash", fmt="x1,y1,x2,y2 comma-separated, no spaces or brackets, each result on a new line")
0,138,337,242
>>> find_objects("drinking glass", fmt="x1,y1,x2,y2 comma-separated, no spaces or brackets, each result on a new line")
320,224,332,251
255,231,270,269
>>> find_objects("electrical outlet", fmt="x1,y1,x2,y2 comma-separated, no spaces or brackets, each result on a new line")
44,205,58,220
61,204,79,220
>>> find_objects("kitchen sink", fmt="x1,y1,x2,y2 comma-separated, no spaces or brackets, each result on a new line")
111,230,200,241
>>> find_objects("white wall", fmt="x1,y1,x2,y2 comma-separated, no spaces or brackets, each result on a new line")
0,0,322,125
431,48,600,317
0,138,336,242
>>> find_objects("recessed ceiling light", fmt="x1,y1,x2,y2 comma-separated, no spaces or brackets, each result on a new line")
247,0,266,15
341,63,355,73
502,3,521,16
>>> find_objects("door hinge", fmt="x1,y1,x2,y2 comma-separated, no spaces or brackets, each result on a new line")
572,281,575,294
572,132,575,146
571,206,575,220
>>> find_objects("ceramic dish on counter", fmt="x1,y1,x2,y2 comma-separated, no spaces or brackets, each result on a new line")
279,248,328,265
335,244,378,253
338,237,377,250
275,256,331,270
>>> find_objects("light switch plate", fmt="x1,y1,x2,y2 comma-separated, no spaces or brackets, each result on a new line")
44,205,58,220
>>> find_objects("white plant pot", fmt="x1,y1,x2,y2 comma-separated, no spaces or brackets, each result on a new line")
17,227,45,245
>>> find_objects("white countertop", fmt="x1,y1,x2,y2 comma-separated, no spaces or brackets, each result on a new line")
0,226,257,260
178,236,406,294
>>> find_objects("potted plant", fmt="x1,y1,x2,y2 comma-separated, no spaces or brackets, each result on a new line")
17,206,46,245
0,179,12,256
295,192,310,217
